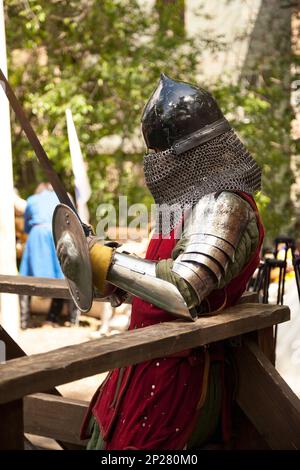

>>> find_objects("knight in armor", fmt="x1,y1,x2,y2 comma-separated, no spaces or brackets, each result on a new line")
57,74,264,450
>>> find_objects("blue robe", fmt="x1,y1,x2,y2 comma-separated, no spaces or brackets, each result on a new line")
19,190,64,279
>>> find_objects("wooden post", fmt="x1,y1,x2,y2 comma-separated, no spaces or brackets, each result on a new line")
0,0,19,340
235,340,300,449
24,394,88,446
0,400,24,450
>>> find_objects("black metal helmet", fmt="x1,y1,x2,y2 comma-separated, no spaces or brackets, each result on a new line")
141,73,231,153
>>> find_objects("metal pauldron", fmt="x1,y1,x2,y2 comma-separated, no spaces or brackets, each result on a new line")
107,252,194,321
172,191,254,304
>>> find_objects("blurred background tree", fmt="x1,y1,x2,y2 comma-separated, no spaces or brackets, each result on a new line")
4,0,213,218
4,0,300,242
215,0,299,242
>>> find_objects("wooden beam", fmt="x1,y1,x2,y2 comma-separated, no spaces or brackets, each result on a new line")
0,275,71,299
257,327,275,364
0,325,26,360
0,303,289,404
0,274,119,303
0,274,128,303
236,340,300,449
24,393,88,446
231,404,269,449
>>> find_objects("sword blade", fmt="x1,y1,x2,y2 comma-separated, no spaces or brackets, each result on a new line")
0,68,78,216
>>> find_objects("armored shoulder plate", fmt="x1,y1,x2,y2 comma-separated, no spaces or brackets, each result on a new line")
172,191,255,303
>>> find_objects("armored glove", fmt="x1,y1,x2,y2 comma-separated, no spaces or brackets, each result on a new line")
57,233,114,295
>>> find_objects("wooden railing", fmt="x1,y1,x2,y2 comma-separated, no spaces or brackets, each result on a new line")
0,275,299,450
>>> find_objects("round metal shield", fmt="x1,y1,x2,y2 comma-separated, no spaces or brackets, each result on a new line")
52,204,93,313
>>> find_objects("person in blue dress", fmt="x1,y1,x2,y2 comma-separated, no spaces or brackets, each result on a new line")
19,183,79,328
20,183,63,279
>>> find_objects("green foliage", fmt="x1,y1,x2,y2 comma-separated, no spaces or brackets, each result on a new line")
4,0,296,241
156,0,185,38
5,0,211,223
214,79,296,241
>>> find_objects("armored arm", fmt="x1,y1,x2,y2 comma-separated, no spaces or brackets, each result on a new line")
58,191,259,321
170,191,258,305
107,253,191,320
104,191,258,320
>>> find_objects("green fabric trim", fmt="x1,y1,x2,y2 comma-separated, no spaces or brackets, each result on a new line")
86,416,105,450
156,258,198,308
187,362,222,449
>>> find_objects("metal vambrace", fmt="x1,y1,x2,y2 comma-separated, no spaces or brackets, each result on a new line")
172,191,255,304
107,252,193,321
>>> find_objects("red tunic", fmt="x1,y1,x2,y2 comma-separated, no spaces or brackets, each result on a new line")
81,192,264,450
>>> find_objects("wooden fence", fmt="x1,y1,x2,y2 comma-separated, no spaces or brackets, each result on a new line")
0,275,299,450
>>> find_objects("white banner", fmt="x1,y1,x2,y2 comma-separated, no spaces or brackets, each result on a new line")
66,108,91,223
